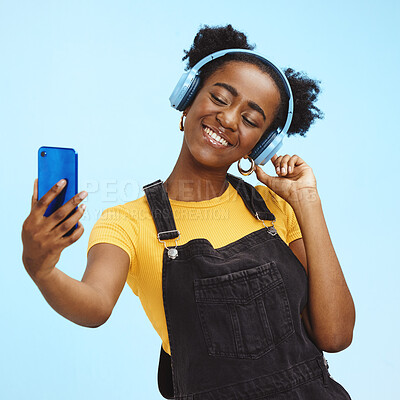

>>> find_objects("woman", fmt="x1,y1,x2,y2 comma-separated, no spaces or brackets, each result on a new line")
22,25,355,399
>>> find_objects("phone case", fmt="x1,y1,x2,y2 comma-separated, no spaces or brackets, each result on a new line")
38,146,78,235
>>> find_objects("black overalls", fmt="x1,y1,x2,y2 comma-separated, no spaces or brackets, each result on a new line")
143,173,352,400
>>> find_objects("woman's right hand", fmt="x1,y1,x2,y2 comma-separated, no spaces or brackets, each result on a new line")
21,178,87,283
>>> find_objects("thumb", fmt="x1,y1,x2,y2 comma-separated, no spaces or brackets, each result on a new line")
255,165,276,189
31,178,38,210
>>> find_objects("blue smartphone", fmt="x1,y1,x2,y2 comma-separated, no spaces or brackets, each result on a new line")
38,146,78,236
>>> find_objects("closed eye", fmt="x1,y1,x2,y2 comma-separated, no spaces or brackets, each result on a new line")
243,116,257,127
210,93,227,105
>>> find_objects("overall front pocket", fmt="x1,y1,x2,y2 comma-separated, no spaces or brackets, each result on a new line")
193,261,294,359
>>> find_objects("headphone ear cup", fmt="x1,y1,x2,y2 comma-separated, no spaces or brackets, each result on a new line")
250,130,275,157
250,130,283,165
176,76,201,111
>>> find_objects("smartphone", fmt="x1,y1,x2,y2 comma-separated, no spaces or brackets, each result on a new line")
38,146,78,236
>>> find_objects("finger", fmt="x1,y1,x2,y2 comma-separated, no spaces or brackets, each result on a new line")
255,165,282,191
292,154,305,165
62,221,85,247
48,191,88,229
278,154,291,176
287,155,300,174
255,165,274,188
53,204,86,238
31,178,38,210
33,179,67,217
270,154,278,163
273,155,284,174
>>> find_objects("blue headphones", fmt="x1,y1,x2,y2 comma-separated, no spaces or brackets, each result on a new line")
169,49,294,166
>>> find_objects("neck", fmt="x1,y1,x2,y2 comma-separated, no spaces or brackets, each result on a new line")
164,146,230,202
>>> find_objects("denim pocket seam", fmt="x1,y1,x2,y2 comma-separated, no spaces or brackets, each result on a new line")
193,262,277,288
195,278,283,305
197,302,239,358
193,262,280,304
193,262,295,359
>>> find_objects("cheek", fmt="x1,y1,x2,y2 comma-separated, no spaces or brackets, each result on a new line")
184,100,212,133
189,95,213,116
241,129,265,149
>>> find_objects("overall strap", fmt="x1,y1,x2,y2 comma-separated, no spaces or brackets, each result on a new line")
143,175,275,240
142,179,179,240
226,173,276,221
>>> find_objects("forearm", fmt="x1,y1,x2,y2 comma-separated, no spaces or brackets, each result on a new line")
291,188,355,351
30,267,109,328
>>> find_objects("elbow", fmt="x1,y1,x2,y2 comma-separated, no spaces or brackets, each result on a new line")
87,321,106,329
88,295,114,328
316,332,354,353
309,311,356,353
95,311,112,328
85,311,112,329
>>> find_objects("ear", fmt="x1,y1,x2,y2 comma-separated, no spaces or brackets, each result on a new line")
184,105,191,115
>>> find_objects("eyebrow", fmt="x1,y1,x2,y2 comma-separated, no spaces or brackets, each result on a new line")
213,82,266,121
248,101,266,121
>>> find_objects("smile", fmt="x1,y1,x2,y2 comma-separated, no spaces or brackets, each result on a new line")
202,125,232,148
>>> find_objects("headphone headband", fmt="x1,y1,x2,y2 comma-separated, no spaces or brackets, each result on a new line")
169,48,294,166
191,49,292,99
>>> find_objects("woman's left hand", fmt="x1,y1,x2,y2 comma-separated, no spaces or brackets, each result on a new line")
255,154,317,205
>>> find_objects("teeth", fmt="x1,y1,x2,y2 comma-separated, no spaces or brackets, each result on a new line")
203,126,229,147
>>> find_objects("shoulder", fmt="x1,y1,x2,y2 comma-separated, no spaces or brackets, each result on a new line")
254,184,287,214
90,195,152,243
97,195,149,225
88,195,151,259
254,184,302,244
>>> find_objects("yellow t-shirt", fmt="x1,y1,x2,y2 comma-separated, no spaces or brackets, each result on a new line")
87,181,302,355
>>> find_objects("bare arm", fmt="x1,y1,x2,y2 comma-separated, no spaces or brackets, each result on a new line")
22,179,129,328
31,243,129,328
289,192,355,352
255,154,355,353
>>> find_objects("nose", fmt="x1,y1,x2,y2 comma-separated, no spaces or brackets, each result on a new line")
216,107,239,132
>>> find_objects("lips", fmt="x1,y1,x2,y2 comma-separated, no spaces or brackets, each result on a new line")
201,124,234,148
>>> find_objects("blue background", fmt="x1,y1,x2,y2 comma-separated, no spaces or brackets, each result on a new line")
1,0,399,398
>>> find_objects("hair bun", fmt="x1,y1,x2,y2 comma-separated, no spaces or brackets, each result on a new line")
284,68,324,136
183,24,254,70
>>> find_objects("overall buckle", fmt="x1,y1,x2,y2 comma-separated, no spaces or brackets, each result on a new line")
157,230,180,259
255,212,277,235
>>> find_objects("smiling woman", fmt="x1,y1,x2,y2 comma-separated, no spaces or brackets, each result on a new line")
21,23,354,400
179,61,281,172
